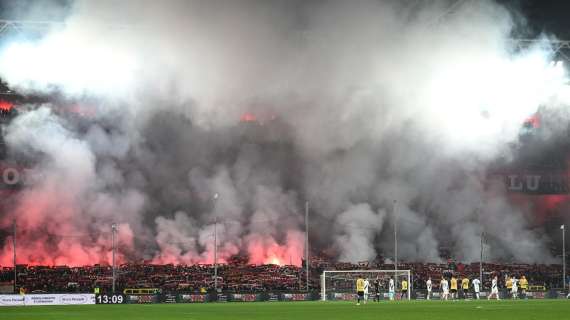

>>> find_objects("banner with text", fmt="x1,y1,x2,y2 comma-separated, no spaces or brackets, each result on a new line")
0,294,95,306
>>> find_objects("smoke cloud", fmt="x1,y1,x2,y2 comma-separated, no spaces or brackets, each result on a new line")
0,0,569,266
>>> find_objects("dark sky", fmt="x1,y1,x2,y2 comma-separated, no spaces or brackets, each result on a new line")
498,0,570,39
0,0,70,21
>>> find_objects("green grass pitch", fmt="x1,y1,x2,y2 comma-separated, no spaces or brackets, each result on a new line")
2,300,569,320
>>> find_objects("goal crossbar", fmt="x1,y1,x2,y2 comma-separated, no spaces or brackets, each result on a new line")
321,269,411,301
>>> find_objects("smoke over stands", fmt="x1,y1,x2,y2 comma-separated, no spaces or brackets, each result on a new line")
0,0,568,266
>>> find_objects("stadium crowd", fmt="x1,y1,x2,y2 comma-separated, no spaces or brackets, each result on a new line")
0,257,565,294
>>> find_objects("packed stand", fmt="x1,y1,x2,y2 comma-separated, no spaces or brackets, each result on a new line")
0,259,565,294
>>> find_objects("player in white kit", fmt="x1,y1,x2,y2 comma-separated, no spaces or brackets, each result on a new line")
363,278,370,303
488,276,500,300
426,277,432,300
440,277,449,301
511,276,518,299
389,278,395,301
472,278,481,300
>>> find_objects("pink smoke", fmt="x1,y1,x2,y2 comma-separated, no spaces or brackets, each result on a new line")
246,230,304,266
0,186,135,266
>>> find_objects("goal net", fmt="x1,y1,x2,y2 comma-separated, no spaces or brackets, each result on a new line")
321,269,411,301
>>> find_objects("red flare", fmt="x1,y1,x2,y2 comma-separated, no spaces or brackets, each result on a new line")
0,101,13,112
240,112,257,122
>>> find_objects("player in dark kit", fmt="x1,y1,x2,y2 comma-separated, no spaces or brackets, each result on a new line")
374,278,381,302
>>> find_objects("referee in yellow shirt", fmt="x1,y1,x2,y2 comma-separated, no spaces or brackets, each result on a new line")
356,277,365,306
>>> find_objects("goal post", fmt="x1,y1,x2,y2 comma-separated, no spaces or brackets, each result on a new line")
321,269,411,301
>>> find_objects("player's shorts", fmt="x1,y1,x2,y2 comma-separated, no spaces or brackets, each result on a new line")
443,289,449,295
450,289,457,294
402,290,408,295
491,288,499,295
463,289,468,294
357,291,364,298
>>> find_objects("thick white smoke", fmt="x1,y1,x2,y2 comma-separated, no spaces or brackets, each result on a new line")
0,0,569,266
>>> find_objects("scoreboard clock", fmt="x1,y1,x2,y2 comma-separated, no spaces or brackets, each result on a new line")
96,294,125,304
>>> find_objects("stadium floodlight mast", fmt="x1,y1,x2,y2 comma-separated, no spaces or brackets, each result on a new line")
562,225,566,292
111,223,118,293
213,193,219,292
476,204,484,289
305,201,309,292
480,232,484,290
393,200,398,274
12,219,16,294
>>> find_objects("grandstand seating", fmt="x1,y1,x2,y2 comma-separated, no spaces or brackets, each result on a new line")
0,260,564,294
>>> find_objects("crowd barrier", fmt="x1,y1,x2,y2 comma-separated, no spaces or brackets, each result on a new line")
0,294,95,306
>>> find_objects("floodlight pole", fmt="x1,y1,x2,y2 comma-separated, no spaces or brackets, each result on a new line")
214,217,218,291
112,223,117,294
213,193,219,292
394,200,398,273
13,219,16,294
480,232,484,289
305,201,309,292
563,225,566,292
